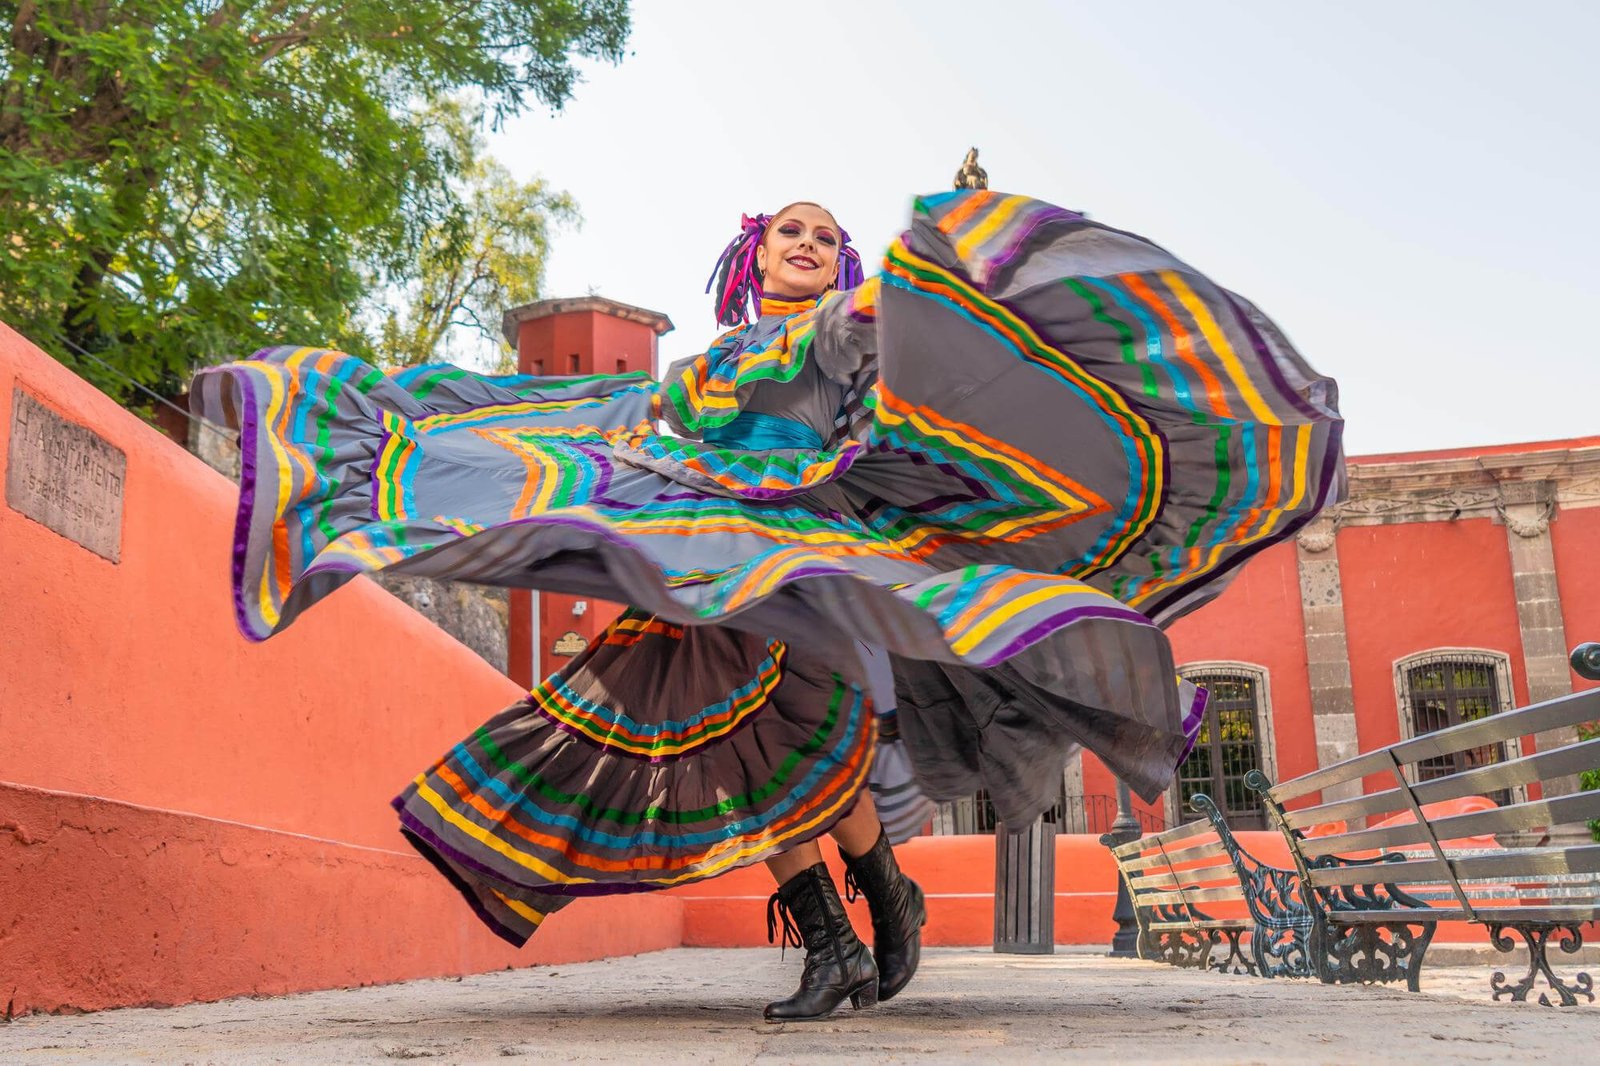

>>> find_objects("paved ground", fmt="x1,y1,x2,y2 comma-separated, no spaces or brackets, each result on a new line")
4,948,1598,1064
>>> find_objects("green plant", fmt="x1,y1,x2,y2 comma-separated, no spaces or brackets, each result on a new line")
0,1,629,402
1578,720,1600,842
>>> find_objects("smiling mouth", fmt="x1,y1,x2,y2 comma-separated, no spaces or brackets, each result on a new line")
786,255,818,269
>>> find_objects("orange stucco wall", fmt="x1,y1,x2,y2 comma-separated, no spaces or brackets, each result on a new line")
667,830,1489,947
0,323,682,1016
1337,517,1532,794
1163,538,1323,812
1551,504,1600,692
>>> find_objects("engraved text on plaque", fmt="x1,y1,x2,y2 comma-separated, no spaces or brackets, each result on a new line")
5,388,127,562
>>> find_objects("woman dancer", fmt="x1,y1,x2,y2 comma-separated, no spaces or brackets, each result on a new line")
192,190,1343,1021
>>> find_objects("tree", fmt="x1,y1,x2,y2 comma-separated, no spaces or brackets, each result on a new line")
0,1,628,402
377,98,576,369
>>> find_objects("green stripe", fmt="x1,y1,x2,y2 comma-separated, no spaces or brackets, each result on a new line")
537,645,789,756
1065,277,1157,398
1185,425,1232,548
470,674,860,826
884,247,1162,574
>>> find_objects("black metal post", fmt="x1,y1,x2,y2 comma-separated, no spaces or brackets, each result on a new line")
1105,777,1141,958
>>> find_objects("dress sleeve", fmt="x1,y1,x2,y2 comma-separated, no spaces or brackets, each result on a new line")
656,278,884,438
808,277,880,385
656,325,750,438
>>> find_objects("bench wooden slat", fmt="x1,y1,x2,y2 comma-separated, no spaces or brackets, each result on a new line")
1127,864,1238,887
1111,818,1213,857
1305,845,1600,889
1300,790,1600,860
1139,885,1247,906
1266,689,1600,803
1157,834,1229,858
1330,905,1600,925
1146,918,1252,932
1282,737,1600,830
1115,851,1180,873
1130,876,1244,900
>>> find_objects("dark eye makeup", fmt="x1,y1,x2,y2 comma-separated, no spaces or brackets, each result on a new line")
776,222,837,247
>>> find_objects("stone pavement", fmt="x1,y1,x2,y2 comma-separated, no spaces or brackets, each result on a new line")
4,947,1598,1064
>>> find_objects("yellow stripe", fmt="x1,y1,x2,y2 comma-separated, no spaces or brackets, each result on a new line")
1161,271,1279,426
948,581,1110,656
954,194,1026,261
413,780,589,885
253,358,300,629
411,717,874,888
489,890,546,925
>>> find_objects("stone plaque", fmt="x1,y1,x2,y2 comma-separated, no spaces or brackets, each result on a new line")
552,630,589,657
5,388,126,562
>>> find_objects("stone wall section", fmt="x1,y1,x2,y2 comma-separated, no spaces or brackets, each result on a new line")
1295,515,1363,803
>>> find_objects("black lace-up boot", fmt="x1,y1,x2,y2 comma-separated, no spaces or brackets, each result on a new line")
843,829,926,1001
763,863,879,1022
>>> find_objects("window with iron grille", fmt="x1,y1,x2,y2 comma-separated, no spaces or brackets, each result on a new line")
1395,650,1520,806
1174,665,1273,830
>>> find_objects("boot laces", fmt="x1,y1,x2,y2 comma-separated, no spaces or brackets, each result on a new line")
765,891,804,958
843,867,861,904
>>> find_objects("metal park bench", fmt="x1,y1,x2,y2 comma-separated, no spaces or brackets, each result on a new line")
1246,687,1600,1004
1104,804,1311,977
1186,794,1314,978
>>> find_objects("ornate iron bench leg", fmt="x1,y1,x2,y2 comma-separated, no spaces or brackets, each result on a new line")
1254,924,1311,979
1315,920,1436,992
1147,930,1192,968
1489,922,1597,1007
1175,930,1213,969
1212,928,1255,976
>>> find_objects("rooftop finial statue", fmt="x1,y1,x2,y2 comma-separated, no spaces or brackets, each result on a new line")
954,147,988,190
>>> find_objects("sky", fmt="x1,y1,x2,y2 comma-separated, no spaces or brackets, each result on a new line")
485,0,1599,456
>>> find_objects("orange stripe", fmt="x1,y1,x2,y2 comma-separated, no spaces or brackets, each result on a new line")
943,571,1036,639
875,387,1110,511
431,712,872,877
935,190,992,234
1120,273,1234,420
534,660,779,748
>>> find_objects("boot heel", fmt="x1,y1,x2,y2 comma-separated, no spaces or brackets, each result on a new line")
849,979,880,1010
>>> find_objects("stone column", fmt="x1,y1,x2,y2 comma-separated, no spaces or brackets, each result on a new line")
1060,751,1088,832
1296,515,1363,803
1498,480,1583,820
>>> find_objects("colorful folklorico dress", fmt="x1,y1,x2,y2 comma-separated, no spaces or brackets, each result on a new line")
193,191,1344,946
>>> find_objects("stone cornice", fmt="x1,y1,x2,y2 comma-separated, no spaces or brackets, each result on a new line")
501,296,675,346
1327,444,1600,528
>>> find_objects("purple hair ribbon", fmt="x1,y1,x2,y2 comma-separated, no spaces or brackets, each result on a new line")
705,211,867,326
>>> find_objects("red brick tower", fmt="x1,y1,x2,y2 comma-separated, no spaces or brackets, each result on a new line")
501,296,674,689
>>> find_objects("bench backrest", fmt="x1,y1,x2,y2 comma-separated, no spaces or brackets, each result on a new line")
1107,816,1249,924
1248,688,1600,922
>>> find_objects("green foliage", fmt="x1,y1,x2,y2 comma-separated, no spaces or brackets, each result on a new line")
1579,720,1600,842
0,1,629,402
376,98,576,369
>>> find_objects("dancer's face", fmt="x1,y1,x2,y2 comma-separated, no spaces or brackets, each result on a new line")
756,203,842,299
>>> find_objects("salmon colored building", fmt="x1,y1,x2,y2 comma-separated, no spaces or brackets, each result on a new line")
1082,435,1600,833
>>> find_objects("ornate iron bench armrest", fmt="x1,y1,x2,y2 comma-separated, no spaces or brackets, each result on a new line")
1189,794,1310,931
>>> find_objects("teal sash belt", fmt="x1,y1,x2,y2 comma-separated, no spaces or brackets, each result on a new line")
701,411,825,451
